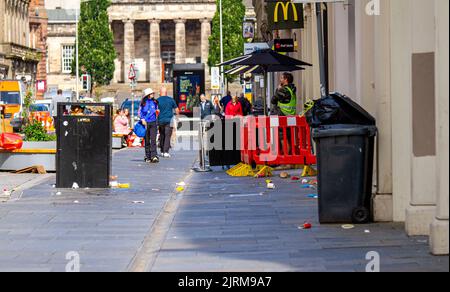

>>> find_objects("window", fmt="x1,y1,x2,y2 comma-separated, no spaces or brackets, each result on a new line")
62,45,75,74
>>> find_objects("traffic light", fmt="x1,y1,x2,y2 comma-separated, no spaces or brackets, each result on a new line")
81,74,91,92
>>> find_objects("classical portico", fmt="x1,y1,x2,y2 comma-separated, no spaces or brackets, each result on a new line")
108,0,215,84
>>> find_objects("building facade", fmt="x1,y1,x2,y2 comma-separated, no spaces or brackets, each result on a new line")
108,0,215,84
0,0,40,82
44,0,215,91
253,0,449,255
45,7,77,91
29,0,48,98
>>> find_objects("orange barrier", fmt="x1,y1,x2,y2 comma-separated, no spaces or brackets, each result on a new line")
241,116,316,166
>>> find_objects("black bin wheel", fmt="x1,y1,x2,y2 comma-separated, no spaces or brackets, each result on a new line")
352,207,370,224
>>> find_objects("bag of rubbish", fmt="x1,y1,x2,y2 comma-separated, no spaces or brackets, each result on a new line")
306,93,375,128
0,133,23,150
306,96,342,128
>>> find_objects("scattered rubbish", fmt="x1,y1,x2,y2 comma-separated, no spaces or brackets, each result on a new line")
110,175,118,181
280,172,290,179
110,181,119,188
301,185,315,189
73,200,79,204
266,179,272,184
291,176,300,181
55,192,62,196
13,165,47,174
176,186,185,192
72,183,80,189
132,201,145,204
1,189,11,202
176,182,186,187
214,177,220,180
342,224,355,230
306,194,318,199
51,184,56,188
118,183,130,189
299,222,312,230
230,193,264,198
364,230,371,234
301,179,309,184
151,188,160,192
417,239,428,244
267,183,276,189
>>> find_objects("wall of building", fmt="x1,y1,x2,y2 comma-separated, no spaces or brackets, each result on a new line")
252,0,448,255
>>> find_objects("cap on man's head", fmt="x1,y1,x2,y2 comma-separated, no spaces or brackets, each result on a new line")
143,88,155,97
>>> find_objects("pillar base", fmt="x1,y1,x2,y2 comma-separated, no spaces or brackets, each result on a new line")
373,194,393,222
405,205,436,236
430,218,449,255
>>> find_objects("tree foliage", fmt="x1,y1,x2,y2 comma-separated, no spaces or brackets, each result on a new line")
208,0,246,76
74,0,116,92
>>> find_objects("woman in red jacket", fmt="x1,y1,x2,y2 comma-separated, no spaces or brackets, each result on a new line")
225,95,243,117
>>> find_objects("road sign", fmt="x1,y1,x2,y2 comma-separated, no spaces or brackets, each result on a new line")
211,67,221,90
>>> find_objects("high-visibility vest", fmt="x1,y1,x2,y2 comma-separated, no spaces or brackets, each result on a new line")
278,86,297,116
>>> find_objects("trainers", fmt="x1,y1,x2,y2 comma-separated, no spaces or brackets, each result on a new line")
151,157,160,163
145,158,152,163
163,153,171,158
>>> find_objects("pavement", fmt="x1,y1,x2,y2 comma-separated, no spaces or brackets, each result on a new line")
0,147,448,272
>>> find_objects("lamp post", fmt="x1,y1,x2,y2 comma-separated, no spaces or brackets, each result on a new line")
219,0,224,95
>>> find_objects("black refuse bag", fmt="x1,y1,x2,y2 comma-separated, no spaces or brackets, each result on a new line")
306,93,376,128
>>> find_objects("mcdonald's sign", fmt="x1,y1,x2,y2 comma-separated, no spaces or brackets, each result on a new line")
267,0,304,30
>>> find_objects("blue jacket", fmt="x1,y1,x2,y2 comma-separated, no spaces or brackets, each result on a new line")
139,98,158,123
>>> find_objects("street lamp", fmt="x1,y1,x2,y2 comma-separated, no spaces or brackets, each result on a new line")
219,0,224,95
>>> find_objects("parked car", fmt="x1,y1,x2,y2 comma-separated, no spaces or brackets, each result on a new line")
120,98,141,123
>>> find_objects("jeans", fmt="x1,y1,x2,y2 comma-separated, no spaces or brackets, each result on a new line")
145,121,158,159
159,123,173,153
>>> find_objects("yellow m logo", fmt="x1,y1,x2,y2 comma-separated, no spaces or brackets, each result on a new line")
274,1,298,23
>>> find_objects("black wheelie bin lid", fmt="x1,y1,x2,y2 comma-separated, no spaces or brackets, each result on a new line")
312,124,378,139
329,93,376,126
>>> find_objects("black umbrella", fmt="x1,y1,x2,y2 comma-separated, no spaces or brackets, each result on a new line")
219,49,312,67
225,64,305,75
219,49,312,115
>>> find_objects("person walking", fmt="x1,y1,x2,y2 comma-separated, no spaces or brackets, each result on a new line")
157,87,179,158
139,88,159,163
271,72,298,116
225,95,244,118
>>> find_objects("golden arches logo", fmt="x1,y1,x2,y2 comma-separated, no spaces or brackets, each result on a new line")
274,1,299,23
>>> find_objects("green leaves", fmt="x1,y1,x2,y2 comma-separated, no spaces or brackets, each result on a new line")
208,0,246,78
74,0,116,92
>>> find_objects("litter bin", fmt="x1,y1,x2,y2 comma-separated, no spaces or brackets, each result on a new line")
56,103,112,188
310,93,377,224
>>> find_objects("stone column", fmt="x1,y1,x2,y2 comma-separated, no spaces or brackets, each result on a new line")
175,19,186,64
430,0,449,256
148,19,162,84
123,19,135,83
200,18,211,80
